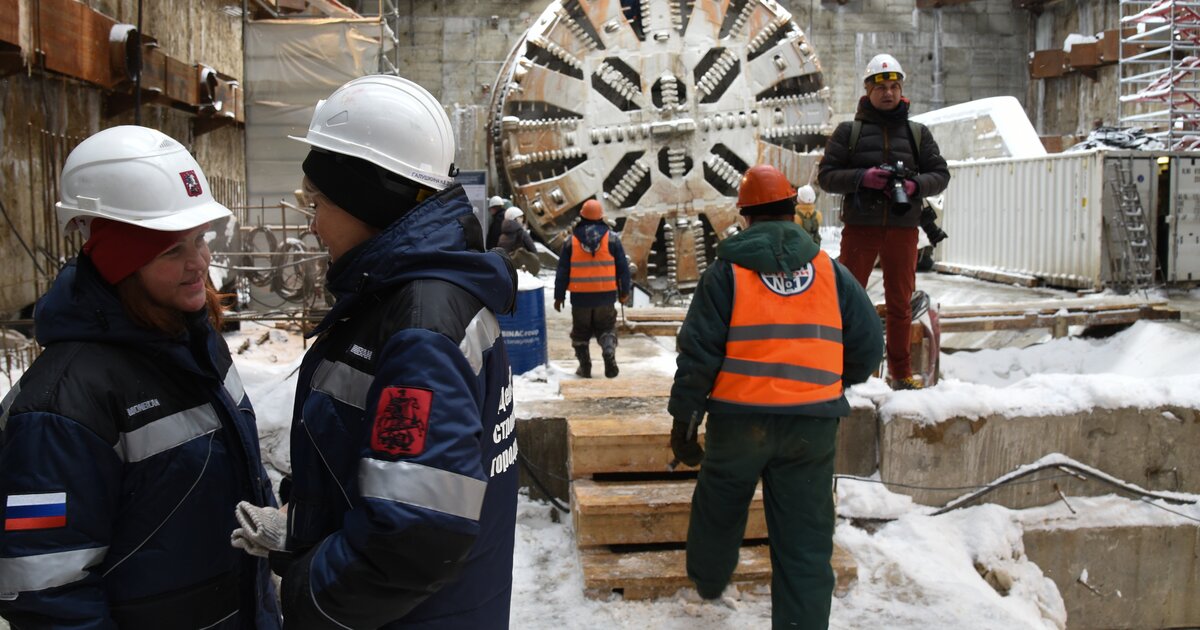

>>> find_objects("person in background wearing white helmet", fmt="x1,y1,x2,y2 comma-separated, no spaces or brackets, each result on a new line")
486,195,507,250
817,53,950,390
228,75,519,629
0,126,282,629
553,199,632,379
794,184,822,245
497,206,541,275
668,165,882,629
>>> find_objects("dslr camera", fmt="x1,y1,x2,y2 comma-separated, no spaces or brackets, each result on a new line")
919,202,947,246
877,161,912,215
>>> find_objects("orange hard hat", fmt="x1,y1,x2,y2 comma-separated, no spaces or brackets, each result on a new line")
580,199,603,220
736,165,795,208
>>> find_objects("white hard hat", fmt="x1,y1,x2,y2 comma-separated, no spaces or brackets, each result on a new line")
55,125,231,239
863,54,906,82
796,185,816,204
489,195,506,208
504,207,523,222
291,75,457,190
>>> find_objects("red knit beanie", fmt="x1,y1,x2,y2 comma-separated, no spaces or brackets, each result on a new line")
83,218,189,285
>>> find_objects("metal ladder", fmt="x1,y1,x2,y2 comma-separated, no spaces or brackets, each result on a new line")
1105,156,1156,294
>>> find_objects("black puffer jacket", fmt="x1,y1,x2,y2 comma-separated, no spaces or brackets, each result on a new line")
818,97,950,228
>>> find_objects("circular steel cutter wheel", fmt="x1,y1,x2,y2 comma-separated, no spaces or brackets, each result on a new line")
488,0,831,299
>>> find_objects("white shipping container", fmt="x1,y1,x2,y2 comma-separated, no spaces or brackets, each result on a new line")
935,149,1200,290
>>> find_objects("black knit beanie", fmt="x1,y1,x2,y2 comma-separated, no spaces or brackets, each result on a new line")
302,149,432,229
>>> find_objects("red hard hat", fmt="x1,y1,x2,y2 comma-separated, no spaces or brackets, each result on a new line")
736,165,795,208
580,199,603,220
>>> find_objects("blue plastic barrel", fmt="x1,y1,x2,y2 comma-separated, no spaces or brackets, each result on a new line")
497,286,548,375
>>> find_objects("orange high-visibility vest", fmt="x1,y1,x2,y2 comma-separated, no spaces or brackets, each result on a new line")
710,251,844,407
567,232,617,294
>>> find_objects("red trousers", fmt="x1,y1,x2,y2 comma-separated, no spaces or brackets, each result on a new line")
838,225,918,379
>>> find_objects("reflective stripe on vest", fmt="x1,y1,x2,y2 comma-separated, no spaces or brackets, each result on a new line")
567,232,617,294
0,546,107,593
710,252,844,407
115,404,222,463
359,458,487,521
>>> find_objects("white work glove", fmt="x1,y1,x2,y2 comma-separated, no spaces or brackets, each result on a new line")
230,501,287,558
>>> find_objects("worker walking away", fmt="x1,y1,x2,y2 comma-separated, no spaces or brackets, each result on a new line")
486,195,507,250
0,126,281,629
817,52,950,390
497,206,541,275
553,199,632,378
230,75,519,629
668,165,883,630
794,184,822,245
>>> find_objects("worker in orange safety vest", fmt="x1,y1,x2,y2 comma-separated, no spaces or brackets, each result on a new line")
553,199,632,378
667,165,882,629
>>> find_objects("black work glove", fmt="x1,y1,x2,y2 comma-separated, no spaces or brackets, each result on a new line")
670,414,704,467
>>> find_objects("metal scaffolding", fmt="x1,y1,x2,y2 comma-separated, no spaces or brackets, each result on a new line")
1118,0,1200,150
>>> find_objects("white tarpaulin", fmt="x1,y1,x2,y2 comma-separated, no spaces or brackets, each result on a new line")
245,18,393,214
912,96,1047,162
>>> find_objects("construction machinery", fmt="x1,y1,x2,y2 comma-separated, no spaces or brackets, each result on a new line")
487,0,831,301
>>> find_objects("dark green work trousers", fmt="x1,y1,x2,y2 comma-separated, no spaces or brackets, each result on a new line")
686,413,838,630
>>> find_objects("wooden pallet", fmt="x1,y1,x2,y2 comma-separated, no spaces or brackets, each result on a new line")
568,414,857,600
560,376,673,400
580,544,859,600
568,415,702,479
572,478,767,546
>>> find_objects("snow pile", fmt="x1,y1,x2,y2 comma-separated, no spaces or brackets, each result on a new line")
1062,33,1098,52
833,504,1067,629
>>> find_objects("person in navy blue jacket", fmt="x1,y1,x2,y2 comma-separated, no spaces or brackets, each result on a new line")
232,75,518,629
0,126,282,629
552,199,632,379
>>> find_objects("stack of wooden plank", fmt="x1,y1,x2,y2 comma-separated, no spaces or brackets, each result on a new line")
624,297,1180,341
619,307,687,337
563,378,857,600
933,297,1179,335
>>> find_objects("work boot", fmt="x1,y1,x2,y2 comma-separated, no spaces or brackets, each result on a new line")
891,376,923,391
574,346,591,378
599,332,619,378
602,352,619,378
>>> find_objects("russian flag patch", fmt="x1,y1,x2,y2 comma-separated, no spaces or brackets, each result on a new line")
5,493,67,531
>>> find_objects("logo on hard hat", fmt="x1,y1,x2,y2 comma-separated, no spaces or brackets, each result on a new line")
179,171,203,197
759,264,815,296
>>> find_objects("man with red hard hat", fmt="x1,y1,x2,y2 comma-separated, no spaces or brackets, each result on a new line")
668,164,882,628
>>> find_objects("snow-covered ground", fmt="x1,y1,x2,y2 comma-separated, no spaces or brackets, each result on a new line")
214,269,1200,629
3,252,1199,628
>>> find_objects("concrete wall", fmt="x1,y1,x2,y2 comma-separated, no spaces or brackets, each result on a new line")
1025,525,1200,630
805,0,1029,126
384,0,1034,172
879,406,1200,509
1027,0,1123,141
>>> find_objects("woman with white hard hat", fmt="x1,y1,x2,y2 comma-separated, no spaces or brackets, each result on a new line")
240,74,519,629
0,126,282,628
